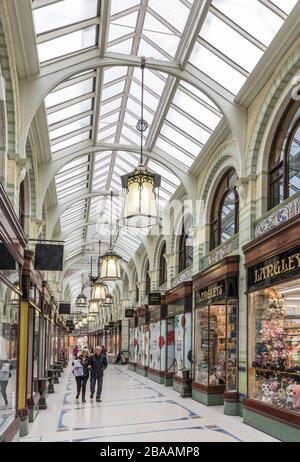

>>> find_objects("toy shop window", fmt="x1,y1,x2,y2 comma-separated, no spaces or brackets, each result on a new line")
268,100,300,210
248,281,300,413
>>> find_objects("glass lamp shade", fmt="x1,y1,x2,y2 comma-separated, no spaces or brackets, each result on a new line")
11,285,20,305
78,320,82,328
122,167,161,228
88,299,99,315
100,253,122,281
104,295,113,306
82,317,88,325
76,293,87,308
75,324,79,330
91,281,107,301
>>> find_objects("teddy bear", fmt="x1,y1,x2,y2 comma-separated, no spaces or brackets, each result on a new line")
269,381,279,405
261,382,272,404
292,385,300,409
286,384,295,409
278,387,286,408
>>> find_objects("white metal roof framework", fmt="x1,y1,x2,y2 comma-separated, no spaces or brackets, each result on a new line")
30,0,298,300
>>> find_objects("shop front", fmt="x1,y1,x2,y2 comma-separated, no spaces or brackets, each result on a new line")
192,257,239,410
128,313,137,371
0,184,26,441
136,305,149,377
243,216,300,442
148,296,167,384
165,282,192,392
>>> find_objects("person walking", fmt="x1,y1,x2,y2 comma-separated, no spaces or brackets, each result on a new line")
72,348,89,403
87,345,107,402
0,359,11,407
73,345,78,358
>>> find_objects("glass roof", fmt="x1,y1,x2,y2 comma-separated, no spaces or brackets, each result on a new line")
30,0,298,298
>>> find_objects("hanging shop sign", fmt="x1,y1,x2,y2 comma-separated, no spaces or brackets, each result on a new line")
59,302,71,315
34,244,64,271
125,308,134,318
195,277,238,306
148,293,161,305
248,245,300,291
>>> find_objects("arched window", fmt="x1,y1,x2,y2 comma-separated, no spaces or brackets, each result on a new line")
210,168,239,251
145,260,150,296
178,215,193,273
159,242,167,287
269,100,300,209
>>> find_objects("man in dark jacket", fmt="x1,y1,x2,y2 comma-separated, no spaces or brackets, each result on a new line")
87,345,108,402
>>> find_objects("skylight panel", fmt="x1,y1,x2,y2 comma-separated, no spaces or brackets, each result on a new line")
38,26,97,63
46,79,94,108
129,81,160,112
189,42,247,94
200,12,263,73
211,0,284,47
147,0,190,32
156,137,194,167
166,107,212,145
59,157,89,172
33,0,98,34
47,99,93,125
56,166,89,184
50,116,91,140
142,13,180,57
138,38,169,61
107,38,134,55
133,68,166,94
109,11,138,41
148,160,180,185
101,97,122,116
52,132,90,153
173,88,221,130
103,67,128,84
98,125,118,141
179,81,220,111
99,112,120,130
270,0,297,14
102,81,125,101
160,125,201,157
110,0,140,16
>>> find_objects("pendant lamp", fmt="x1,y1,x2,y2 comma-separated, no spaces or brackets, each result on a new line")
100,195,122,281
121,57,161,228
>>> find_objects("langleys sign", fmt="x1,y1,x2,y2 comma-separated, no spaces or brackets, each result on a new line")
248,246,300,290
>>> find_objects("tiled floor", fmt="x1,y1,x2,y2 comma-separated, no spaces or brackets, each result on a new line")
20,364,278,442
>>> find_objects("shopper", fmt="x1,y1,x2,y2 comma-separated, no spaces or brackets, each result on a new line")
0,359,12,407
87,345,107,402
72,348,89,403
73,345,78,358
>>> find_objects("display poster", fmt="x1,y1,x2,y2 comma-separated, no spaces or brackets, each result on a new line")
137,324,143,366
144,324,149,367
166,318,175,374
160,319,166,373
184,312,192,371
134,327,138,364
149,321,159,370
175,314,184,376
129,326,135,362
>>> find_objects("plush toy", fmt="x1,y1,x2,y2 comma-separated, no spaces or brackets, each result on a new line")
278,387,286,408
292,385,300,409
269,381,279,405
286,384,295,409
261,383,272,404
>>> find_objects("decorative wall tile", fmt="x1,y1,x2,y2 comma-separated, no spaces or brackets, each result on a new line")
255,194,300,238
199,236,239,271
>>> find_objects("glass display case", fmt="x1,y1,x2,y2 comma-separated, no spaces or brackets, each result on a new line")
248,282,300,413
194,301,238,391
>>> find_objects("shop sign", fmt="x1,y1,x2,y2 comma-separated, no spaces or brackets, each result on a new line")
148,293,161,305
248,245,300,290
196,281,226,305
125,308,134,318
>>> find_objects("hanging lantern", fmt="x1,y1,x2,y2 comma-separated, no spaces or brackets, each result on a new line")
104,294,113,306
82,317,88,326
121,166,161,228
74,323,79,330
88,299,99,315
121,58,161,228
78,320,82,328
76,292,87,310
100,252,122,280
91,280,107,302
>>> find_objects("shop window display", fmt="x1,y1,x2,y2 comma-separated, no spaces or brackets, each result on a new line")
137,324,149,367
166,318,175,375
0,280,19,429
195,302,238,390
249,283,300,412
149,320,166,372
174,313,192,377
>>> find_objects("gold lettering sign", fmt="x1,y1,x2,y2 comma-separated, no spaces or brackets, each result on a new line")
198,285,223,302
253,252,300,284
